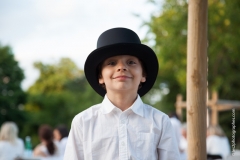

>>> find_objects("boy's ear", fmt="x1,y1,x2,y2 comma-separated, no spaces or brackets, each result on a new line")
141,76,146,83
99,76,106,89
99,76,104,84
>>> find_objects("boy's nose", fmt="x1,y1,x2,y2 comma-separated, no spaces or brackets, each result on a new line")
117,62,127,71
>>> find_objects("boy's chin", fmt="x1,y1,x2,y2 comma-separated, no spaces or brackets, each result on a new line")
106,89,139,95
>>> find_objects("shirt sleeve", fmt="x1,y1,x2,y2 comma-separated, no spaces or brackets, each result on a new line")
157,116,180,160
64,115,84,160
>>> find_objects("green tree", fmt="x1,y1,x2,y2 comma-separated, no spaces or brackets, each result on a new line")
0,44,27,129
25,58,102,146
144,0,240,147
142,0,188,113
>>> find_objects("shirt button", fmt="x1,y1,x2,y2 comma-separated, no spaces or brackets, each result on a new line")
121,142,125,146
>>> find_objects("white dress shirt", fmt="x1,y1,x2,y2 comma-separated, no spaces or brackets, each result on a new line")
64,95,180,160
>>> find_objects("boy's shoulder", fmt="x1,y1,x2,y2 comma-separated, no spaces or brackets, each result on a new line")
73,103,102,121
143,103,169,117
72,101,170,126
142,103,171,124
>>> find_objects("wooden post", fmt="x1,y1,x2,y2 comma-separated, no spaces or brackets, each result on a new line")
187,0,208,159
211,92,218,126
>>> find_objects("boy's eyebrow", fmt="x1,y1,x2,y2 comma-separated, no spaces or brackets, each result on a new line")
106,57,116,60
129,57,139,61
104,58,116,63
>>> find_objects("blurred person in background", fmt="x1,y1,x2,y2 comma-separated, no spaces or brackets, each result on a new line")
206,125,231,159
53,125,69,157
0,121,24,160
169,112,182,151
33,124,60,158
179,123,187,160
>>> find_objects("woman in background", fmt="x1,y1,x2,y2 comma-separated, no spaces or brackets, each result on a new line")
33,124,60,158
0,121,24,160
53,125,69,156
206,125,231,159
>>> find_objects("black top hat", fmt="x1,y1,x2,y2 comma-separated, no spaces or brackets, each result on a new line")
84,27,159,97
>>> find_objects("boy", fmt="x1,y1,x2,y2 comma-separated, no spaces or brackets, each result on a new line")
64,28,180,160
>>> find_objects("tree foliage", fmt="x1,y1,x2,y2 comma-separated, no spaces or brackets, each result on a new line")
25,58,102,146
207,0,240,98
142,0,188,113
0,44,27,131
145,0,240,147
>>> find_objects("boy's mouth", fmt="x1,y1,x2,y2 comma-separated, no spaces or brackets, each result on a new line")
113,75,131,80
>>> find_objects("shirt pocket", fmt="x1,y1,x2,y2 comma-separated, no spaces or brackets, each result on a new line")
136,132,158,160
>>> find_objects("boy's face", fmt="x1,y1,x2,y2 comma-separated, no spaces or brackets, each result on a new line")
99,55,146,95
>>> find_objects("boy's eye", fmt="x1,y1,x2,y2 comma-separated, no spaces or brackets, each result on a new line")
128,60,136,65
107,61,116,65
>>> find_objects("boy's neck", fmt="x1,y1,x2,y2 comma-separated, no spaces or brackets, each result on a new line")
106,92,138,111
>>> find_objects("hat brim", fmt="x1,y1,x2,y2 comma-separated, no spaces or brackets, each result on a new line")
84,43,159,97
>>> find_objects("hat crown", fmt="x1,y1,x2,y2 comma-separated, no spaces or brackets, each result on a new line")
97,28,141,48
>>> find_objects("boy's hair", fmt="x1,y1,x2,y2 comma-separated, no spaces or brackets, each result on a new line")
84,27,159,97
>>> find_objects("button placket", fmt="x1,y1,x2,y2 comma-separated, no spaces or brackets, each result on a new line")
119,114,128,160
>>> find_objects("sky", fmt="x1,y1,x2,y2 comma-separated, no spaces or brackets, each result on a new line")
0,0,158,90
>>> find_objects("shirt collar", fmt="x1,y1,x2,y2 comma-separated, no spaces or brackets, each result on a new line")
130,95,144,117
101,94,144,117
101,95,116,114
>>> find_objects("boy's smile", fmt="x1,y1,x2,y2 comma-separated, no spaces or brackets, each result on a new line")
99,55,146,95
113,75,132,81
